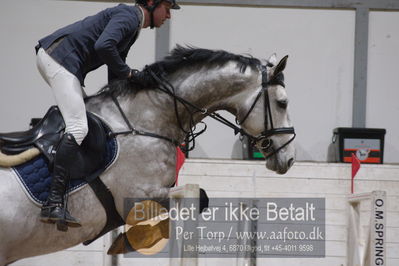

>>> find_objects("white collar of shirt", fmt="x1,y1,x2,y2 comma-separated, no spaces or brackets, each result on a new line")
137,6,145,29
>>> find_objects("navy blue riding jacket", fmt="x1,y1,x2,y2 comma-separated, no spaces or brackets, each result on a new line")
36,4,143,86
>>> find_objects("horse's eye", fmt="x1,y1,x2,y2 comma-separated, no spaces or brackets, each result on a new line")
277,100,288,109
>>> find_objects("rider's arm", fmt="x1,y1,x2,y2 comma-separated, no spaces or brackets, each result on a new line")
95,9,139,80
108,50,130,83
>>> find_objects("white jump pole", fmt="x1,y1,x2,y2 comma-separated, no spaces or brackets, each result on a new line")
103,231,116,266
169,184,200,266
347,191,386,266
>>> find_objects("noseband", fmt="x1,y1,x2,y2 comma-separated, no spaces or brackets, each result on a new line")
237,65,296,159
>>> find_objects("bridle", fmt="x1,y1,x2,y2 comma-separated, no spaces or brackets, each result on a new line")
237,64,296,158
109,62,296,159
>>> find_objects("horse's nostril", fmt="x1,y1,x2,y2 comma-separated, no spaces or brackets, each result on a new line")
288,158,294,167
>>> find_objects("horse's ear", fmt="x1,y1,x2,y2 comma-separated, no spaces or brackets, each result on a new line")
267,53,277,66
274,55,289,75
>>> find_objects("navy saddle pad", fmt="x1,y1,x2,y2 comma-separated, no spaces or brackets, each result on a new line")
12,137,118,205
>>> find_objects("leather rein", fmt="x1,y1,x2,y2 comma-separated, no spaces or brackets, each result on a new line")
238,65,296,158
110,64,295,159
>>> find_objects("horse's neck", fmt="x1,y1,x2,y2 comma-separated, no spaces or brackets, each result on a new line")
171,63,261,121
86,63,260,142
86,91,186,141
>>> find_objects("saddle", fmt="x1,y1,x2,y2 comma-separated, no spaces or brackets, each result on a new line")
0,106,107,177
1,106,125,244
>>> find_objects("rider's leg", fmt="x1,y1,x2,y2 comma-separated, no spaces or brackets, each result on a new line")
36,48,88,228
40,133,82,227
36,48,88,144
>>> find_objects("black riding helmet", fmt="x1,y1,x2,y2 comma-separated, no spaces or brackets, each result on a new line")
163,0,180,10
136,0,180,28
136,0,180,9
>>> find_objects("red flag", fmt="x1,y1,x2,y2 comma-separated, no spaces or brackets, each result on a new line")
175,147,186,186
352,153,361,178
351,153,361,193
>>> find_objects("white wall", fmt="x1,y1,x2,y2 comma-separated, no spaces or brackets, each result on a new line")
178,160,399,266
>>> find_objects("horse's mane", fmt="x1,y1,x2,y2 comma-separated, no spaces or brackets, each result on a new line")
94,45,261,98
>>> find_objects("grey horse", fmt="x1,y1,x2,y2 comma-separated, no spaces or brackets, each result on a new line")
0,46,295,265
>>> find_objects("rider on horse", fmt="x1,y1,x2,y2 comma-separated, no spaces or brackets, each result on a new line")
35,0,180,230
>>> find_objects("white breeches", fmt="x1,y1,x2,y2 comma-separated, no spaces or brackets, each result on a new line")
36,48,88,145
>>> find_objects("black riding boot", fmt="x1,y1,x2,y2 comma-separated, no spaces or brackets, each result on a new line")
40,133,82,229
